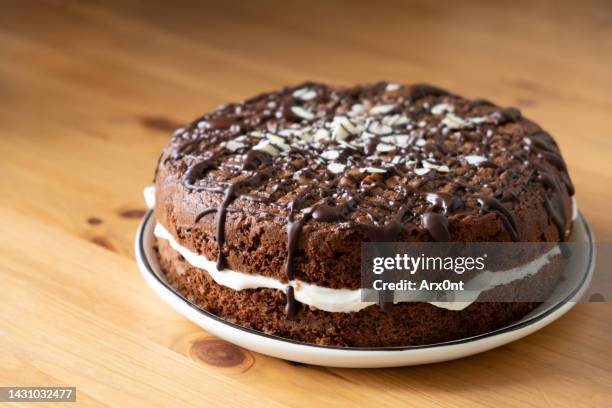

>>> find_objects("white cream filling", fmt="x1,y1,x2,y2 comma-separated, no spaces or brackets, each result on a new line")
147,187,576,313
428,245,561,310
144,185,156,209
154,222,369,312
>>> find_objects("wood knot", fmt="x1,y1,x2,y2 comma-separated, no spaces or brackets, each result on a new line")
90,236,115,252
87,216,103,225
141,116,182,133
190,338,246,367
118,209,146,219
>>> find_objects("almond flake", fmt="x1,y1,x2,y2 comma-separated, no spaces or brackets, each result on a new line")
331,116,357,140
252,140,279,157
414,168,430,176
293,88,317,101
327,162,346,174
290,106,315,121
385,83,401,92
367,121,393,135
350,104,365,114
423,161,450,172
314,128,331,142
382,134,411,148
277,129,294,137
321,150,340,160
225,140,246,152
376,143,396,153
370,104,397,115
361,167,387,174
338,140,358,150
431,103,454,115
382,114,409,126
299,132,313,143
468,116,488,125
464,155,488,165
442,113,471,129
272,140,291,151
267,134,286,144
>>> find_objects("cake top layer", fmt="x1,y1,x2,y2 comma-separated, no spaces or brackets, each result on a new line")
160,82,573,272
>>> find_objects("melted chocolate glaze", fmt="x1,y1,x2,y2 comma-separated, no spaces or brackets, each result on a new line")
425,192,462,214
164,81,575,315
285,285,297,319
476,196,520,241
421,212,451,242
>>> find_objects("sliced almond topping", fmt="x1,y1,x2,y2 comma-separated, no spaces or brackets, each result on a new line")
267,134,286,144
321,150,340,160
423,161,450,172
385,83,401,92
314,128,331,142
290,106,315,121
225,140,246,152
442,113,471,129
464,155,488,165
331,116,357,140
327,162,346,174
293,88,317,101
367,121,393,135
370,104,397,115
376,143,396,153
382,134,411,148
431,103,454,115
382,114,410,126
350,104,365,114
361,167,387,174
252,140,279,157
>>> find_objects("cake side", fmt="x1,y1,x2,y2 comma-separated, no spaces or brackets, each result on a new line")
156,237,564,347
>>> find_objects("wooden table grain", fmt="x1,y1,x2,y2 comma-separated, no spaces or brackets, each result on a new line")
1,1,611,406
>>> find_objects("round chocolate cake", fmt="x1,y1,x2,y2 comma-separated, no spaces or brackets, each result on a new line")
148,82,574,347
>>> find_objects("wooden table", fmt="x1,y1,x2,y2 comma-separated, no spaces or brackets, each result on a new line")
1,1,611,406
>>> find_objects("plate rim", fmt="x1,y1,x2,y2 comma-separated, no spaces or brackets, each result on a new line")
136,210,594,353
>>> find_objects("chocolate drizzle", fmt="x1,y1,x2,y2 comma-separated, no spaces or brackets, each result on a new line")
421,212,451,242
285,217,307,281
536,168,567,240
525,132,573,240
285,286,297,319
285,199,355,280
497,107,522,124
425,192,462,214
357,207,409,242
183,159,217,190
215,171,268,270
163,81,575,317
475,196,520,241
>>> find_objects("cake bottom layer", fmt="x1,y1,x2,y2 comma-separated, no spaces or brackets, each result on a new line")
157,239,562,347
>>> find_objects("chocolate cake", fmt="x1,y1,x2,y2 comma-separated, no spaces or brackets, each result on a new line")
147,82,574,347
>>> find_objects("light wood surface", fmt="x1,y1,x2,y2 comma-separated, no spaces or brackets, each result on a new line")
1,1,611,406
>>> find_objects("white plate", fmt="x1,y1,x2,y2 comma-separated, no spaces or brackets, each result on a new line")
135,211,594,368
